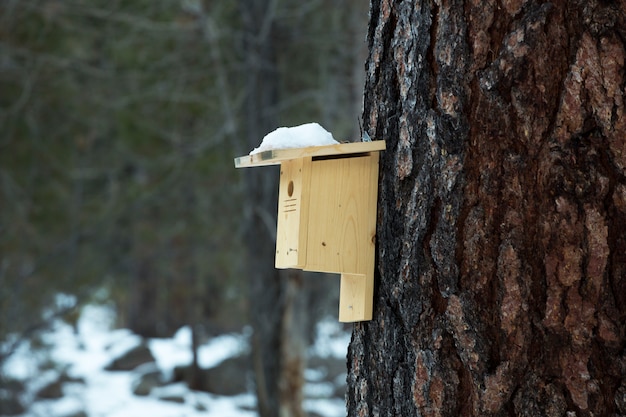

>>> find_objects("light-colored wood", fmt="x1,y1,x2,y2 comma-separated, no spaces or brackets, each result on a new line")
304,155,374,274
234,139,384,322
337,151,379,322
302,152,379,322
358,151,380,321
275,157,311,269
234,140,386,168
338,273,373,322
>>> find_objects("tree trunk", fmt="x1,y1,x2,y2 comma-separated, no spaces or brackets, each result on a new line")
348,1,626,416
240,1,306,416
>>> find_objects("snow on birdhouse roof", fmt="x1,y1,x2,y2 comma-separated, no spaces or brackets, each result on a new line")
249,123,339,155
235,123,385,168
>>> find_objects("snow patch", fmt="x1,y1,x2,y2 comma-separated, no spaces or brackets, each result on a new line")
149,326,250,380
309,320,350,359
2,304,348,417
249,123,339,155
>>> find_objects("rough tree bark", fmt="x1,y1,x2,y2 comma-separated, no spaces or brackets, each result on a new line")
348,1,626,416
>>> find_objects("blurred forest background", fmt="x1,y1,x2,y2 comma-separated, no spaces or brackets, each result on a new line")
0,0,367,368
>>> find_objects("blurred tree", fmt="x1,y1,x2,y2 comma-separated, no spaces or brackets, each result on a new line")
0,0,370,413
0,0,244,351
237,1,368,415
347,1,626,416
237,0,287,412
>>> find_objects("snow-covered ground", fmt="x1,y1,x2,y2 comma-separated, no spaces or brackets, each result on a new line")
2,304,350,417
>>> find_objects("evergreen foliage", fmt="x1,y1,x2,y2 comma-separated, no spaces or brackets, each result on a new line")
0,0,366,356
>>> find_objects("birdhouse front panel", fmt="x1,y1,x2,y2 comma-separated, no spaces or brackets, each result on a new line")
275,157,311,269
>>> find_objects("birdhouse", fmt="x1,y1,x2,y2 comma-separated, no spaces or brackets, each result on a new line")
234,140,385,322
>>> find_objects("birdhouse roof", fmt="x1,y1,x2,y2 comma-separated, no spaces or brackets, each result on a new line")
234,140,386,168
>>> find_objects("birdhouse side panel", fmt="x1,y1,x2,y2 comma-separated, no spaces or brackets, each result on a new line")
275,157,312,269
304,155,375,274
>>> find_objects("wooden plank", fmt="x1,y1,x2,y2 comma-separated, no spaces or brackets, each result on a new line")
234,140,386,168
338,273,373,322
338,151,379,322
275,157,311,269
304,155,374,274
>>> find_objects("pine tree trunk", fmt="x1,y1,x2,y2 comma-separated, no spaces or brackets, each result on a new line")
347,1,626,416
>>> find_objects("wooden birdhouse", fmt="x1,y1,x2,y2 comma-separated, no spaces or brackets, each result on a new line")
235,140,385,322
